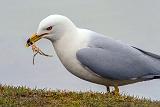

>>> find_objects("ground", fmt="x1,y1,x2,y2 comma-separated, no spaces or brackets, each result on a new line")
0,84,160,107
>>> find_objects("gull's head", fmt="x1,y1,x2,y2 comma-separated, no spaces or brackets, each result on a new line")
26,15,76,47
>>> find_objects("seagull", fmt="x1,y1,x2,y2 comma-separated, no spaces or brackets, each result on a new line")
26,15,160,95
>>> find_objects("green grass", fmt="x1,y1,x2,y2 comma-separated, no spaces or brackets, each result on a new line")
0,84,160,107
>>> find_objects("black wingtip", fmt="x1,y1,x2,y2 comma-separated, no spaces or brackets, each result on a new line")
153,76,160,79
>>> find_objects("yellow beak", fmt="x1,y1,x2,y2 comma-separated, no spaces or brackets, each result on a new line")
26,33,42,47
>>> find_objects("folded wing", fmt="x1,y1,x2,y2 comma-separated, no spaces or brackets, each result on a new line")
76,33,160,80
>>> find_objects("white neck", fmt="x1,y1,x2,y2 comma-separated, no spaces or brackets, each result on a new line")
52,27,79,58
51,28,89,72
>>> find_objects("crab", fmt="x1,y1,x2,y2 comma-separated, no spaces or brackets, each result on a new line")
31,44,52,65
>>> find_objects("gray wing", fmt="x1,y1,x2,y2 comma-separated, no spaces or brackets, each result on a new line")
76,32,160,80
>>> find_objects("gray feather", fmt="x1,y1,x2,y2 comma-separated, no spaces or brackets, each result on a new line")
76,31,160,80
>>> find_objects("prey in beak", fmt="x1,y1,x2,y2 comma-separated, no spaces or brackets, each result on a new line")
26,33,52,65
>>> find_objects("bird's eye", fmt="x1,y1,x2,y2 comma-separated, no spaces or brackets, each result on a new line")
46,26,52,31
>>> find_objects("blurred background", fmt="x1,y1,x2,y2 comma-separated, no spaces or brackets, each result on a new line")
0,0,160,100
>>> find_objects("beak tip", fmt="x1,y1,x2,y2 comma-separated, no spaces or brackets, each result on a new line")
26,42,30,47
26,33,40,48
26,44,29,48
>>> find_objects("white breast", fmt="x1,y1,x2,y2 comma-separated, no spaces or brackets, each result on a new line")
51,28,117,86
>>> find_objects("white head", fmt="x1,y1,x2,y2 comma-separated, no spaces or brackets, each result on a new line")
26,15,76,47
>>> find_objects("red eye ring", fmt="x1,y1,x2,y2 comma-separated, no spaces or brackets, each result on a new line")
46,26,52,31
